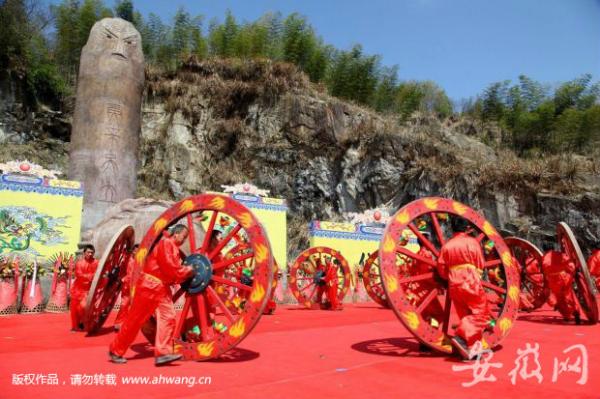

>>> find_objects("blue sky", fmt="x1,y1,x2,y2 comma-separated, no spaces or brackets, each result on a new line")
63,0,600,101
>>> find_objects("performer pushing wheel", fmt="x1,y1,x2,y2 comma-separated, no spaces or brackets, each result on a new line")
289,247,350,310
379,198,519,360
109,194,274,365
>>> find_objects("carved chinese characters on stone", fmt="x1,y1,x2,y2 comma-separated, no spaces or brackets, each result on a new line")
69,18,144,230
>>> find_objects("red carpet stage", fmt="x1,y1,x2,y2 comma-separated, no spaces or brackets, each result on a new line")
1,304,598,398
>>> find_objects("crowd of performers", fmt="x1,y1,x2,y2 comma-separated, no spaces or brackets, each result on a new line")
68,218,600,365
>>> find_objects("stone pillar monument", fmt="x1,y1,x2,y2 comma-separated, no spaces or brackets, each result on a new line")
69,18,144,231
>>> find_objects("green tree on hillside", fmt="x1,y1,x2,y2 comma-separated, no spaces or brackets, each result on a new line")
114,0,133,22
0,0,66,106
52,0,112,82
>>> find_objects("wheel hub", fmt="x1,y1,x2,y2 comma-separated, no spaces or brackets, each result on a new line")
184,254,213,294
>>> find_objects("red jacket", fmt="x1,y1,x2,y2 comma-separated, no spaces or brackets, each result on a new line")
542,250,575,276
588,250,600,277
437,232,484,280
143,236,190,286
122,257,136,291
71,258,99,294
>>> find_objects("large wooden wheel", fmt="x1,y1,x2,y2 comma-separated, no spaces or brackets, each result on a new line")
557,222,599,324
289,247,351,309
362,251,389,308
134,194,274,360
379,198,520,354
505,237,547,311
84,225,135,334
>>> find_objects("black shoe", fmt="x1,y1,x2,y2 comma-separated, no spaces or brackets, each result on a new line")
574,312,581,325
109,352,127,364
450,336,470,360
155,354,183,366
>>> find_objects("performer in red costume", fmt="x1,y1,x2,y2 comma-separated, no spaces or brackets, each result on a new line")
113,244,139,331
436,218,492,359
588,243,600,288
109,224,194,365
325,259,342,310
541,242,580,324
311,255,327,307
70,245,99,331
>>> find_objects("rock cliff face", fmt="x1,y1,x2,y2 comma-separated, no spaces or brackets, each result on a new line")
1,59,599,256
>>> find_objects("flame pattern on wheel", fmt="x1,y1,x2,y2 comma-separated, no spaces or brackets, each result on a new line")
379,197,520,354
134,194,274,360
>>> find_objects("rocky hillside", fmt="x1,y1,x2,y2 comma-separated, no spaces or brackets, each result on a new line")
1,59,599,254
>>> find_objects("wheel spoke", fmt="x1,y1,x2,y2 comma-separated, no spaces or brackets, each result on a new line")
408,223,440,257
212,275,252,292
417,289,438,314
396,247,437,267
199,211,218,254
430,213,446,246
208,224,242,261
398,272,434,285
307,284,318,301
186,213,197,253
300,281,316,292
196,294,210,341
481,281,507,295
485,259,502,268
175,296,192,338
206,286,235,323
524,257,537,268
212,252,254,272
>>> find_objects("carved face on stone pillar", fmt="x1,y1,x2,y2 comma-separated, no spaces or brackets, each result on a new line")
69,17,144,231
80,18,144,83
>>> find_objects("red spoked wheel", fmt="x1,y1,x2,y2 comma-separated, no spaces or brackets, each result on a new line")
379,197,520,354
505,237,547,311
135,194,274,360
289,247,351,309
362,251,389,308
557,222,599,324
84,225,135,334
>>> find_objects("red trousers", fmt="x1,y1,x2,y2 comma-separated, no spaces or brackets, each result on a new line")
70,290,87,329
326,265,341,309
114,286,131,327
109,275,176,357
448,265,491,346
547,272,577,320
263,279,277,314
327,280,339,309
